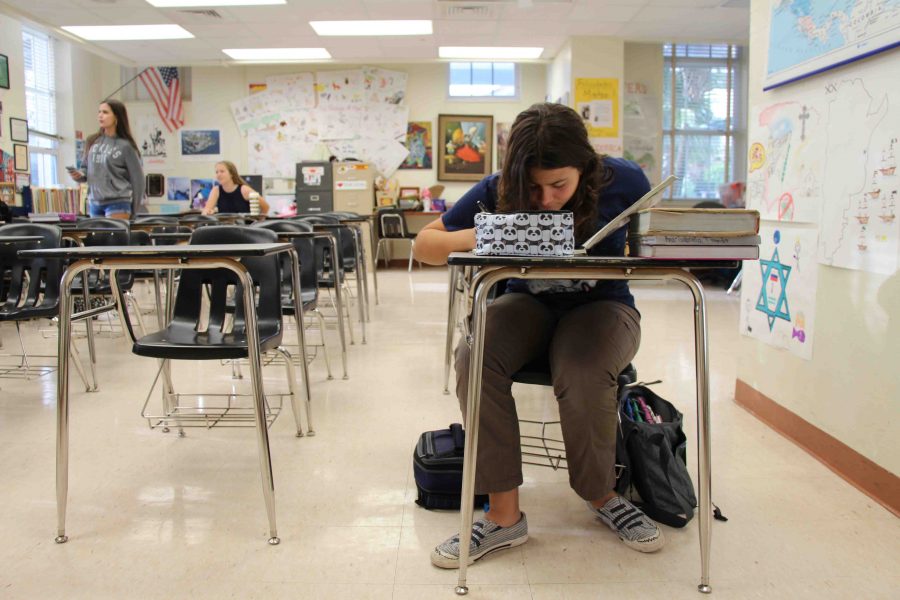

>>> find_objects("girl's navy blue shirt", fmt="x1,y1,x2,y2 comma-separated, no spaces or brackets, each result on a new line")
441,156,650,310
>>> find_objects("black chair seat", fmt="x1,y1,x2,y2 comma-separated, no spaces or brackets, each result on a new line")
0,305,59,321
133,322,282,360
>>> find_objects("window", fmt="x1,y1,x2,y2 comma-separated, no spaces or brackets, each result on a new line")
662,44,742,201
448,62,517,99
22,28,59,187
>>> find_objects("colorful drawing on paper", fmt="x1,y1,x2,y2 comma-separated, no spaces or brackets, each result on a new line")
740,224,819,361
190,178,214,209
747,57,899,274
400,121,432,170
362,67,407,105
0,149,14,183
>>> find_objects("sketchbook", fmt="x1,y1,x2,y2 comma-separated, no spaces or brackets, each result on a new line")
575,174,678,255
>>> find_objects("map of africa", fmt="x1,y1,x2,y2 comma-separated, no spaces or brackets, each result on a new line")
765,0,900,90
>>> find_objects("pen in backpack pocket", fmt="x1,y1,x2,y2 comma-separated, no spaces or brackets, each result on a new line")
476,201,489,213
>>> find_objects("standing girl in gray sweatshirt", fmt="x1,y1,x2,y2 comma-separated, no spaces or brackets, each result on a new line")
68,99,144,218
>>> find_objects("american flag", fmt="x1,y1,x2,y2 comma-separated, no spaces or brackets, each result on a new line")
138,66,184,132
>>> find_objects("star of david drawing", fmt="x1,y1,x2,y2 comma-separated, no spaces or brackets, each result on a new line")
756,248,791,331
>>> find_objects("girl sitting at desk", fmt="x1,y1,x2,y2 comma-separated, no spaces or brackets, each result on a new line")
201,161,269,215
415,102,661,569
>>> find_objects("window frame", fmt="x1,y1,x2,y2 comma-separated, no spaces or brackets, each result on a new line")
446,61,520,102
22,27,60,188
661,44,742,202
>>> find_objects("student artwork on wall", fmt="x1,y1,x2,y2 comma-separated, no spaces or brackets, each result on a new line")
746,56,899,274
438,114,493,182
265,73,315,108
362,67,407,105
400,121,432,169
167,177,190,201
740,223,819,360
315,69,365,106
189,178,214,209
180,129,221,161
495,122,511,171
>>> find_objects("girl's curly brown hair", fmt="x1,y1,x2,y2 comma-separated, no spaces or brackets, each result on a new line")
497,102,613,243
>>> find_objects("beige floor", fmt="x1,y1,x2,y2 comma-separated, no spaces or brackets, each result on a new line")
0,268,896,599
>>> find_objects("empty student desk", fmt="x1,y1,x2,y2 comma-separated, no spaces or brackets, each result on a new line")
445,251,737,596
19,241,308,546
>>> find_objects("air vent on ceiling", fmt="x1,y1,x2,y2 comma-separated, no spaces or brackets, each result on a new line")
176,9,223,19
441,3,497,19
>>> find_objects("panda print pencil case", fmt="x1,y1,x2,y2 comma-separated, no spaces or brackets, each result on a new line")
473,211,575,257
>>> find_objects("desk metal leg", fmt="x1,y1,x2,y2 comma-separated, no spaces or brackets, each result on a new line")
455,268,503,595
352,226,371,322
236,265,279,545
673,272,713,594
289,249,315,436
443,265,459,395
327,239,349,379
80,270,98,391
55,261,92,543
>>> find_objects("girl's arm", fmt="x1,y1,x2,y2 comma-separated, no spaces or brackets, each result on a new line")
202,186,220,214
124,145,145,212
413,218,476,266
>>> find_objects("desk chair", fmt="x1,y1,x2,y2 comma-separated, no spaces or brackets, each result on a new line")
374,205,419,272
179,214,219,229
71,218,146,337
0,224,93,388
251,220,334,380
294,214,360,344
118,225,312,438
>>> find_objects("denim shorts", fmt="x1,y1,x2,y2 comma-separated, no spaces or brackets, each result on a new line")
88,201,132,217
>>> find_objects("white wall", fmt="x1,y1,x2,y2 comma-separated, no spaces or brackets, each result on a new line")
63,57,547,206
0,12,27,202
737,0,899,473
623,42,663,185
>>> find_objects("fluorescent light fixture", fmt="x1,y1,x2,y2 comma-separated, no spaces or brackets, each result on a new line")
62,24,193,41
222,48,331,61
146,0,284,6
439,46,544,59
310,20,432,36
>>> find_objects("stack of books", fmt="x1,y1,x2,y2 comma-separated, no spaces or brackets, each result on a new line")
30,186,86,215
628,208,761,259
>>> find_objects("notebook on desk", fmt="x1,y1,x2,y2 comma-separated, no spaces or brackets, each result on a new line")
574,174,677,256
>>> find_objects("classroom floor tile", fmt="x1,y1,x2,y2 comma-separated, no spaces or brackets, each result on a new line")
0,267,896,599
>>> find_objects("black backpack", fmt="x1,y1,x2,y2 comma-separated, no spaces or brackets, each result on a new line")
615,385,698,528
413,423,489,510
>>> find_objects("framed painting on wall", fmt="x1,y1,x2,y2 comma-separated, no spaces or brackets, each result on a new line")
13,144,28,171
437,114,493,182
0,54,9,90
399,121,432,170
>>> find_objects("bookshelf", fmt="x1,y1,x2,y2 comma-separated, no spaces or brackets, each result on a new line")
30,185,88,215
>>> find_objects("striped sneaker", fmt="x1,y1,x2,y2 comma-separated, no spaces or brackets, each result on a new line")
588,496,665,553
430,513,529,569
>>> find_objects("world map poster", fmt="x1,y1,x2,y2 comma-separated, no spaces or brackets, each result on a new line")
764,0,900,90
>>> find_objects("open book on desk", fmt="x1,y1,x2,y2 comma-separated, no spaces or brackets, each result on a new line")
574,174,677,256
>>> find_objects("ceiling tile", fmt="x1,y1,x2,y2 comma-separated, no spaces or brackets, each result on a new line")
433,20,497,36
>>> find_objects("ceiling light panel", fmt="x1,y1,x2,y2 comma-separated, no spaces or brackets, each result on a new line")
61,25,194,40
310,20,433,36
439,46,544,59
222,48,332,60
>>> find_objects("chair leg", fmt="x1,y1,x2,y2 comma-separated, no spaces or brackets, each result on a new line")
310,310,333,380
126,291,147,337
14,322,30,378
408,239,414,272
275,347,307,437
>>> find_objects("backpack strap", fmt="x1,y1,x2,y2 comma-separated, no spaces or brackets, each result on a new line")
449,423,465,452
